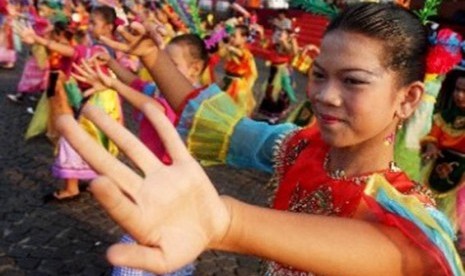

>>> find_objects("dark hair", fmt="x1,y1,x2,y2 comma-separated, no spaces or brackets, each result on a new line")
169,34,209,70
436,68,465,111
53,22,73,41
235,25,250,38
326,3,428,86
91,6,116,26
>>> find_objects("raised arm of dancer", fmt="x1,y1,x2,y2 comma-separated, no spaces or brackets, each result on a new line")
99,22,193,111
56,105,434,276
92,52,139,86
15,24,75,57
226,45,244,58
72,60,163,112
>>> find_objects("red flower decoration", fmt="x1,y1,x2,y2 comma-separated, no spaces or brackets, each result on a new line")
426,28,463,75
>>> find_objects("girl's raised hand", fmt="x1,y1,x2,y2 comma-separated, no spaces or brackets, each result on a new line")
55,103,231,273
71,60,113,97
98,21,163,58
12,23,36,45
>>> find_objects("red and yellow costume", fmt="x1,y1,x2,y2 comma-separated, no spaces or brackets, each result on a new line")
221,45,258,116
175,84,464,275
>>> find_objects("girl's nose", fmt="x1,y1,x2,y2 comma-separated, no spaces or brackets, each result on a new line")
313,82,342,107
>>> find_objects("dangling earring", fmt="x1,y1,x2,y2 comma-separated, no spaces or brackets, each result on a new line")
397,118,404,130
383,118,404,146
383,132,395,146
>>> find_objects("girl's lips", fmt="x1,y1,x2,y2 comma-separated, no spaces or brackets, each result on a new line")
318,113,343,124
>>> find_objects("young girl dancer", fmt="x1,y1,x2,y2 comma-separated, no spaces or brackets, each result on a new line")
57,3,463,275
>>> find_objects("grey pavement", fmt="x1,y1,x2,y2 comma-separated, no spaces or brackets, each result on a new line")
0,50,309,275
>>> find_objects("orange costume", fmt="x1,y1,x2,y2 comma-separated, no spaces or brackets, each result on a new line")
222,46,257,115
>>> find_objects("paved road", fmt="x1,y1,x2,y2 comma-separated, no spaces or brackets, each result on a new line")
0,50,311,275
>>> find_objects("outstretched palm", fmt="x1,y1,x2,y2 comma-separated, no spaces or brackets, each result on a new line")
56,103,231,273
71,60,113,97
13,24,36,45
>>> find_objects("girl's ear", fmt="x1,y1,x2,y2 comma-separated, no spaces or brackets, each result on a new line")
188,60,204,80
396,81,424,120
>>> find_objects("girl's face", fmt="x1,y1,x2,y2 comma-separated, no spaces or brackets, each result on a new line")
453,77,465,110
230,29,246,47
155,10,168,23
165,43,201,85
89,13,113,39
38,4,53,17
166,43,191,81
51,31,66,44
308,31,404,148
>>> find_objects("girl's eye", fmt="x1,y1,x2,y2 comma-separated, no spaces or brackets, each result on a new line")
454,87,465,94
343,77,368,85
310,70,325,81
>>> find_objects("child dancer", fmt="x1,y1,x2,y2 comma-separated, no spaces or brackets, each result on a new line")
220,24,257,116
79,33,208,161
256,29,298,124
6,1,54,103
64,4,463,274
73,33,209,276
16,6,123,201
422,68,465,249
0,0,16,69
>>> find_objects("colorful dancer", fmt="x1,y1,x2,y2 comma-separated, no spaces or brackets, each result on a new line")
221,24,257,116
59,4,463,275
256,29,299,124
421,68,465,250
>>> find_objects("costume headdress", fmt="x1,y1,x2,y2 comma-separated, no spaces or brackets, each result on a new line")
289,0,339,19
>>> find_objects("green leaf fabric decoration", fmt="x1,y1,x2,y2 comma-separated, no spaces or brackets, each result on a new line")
414,0,442,25
290,0,339,19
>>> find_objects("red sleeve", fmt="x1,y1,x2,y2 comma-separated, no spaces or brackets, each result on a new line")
422,116,443,145
129,78,148,92
72,45,87,63
175,86,207,118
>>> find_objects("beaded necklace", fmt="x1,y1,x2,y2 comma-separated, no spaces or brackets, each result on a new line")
323,153,402,185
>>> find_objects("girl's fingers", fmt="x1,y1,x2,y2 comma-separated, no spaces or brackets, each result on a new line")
72,63,92,80
70,72,89,84
94,64,113,87
142,104,190,162
89,176,141,233
117,24,141,44
55,114,143,196
11,23,21,34
145,23,165,47
83,88,96,98
81,105,163,173
88,54,99,63
99,36,130,53
129,21,147,37
80,60,98,78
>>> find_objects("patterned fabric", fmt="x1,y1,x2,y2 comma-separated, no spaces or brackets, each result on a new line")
422,113,465,153
111,235,195,276
177,85,462,275
17,57,50,93
129,79,176,164
256,64,297,123
176,84,297,170
222,47,258,115
267,127,462,275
